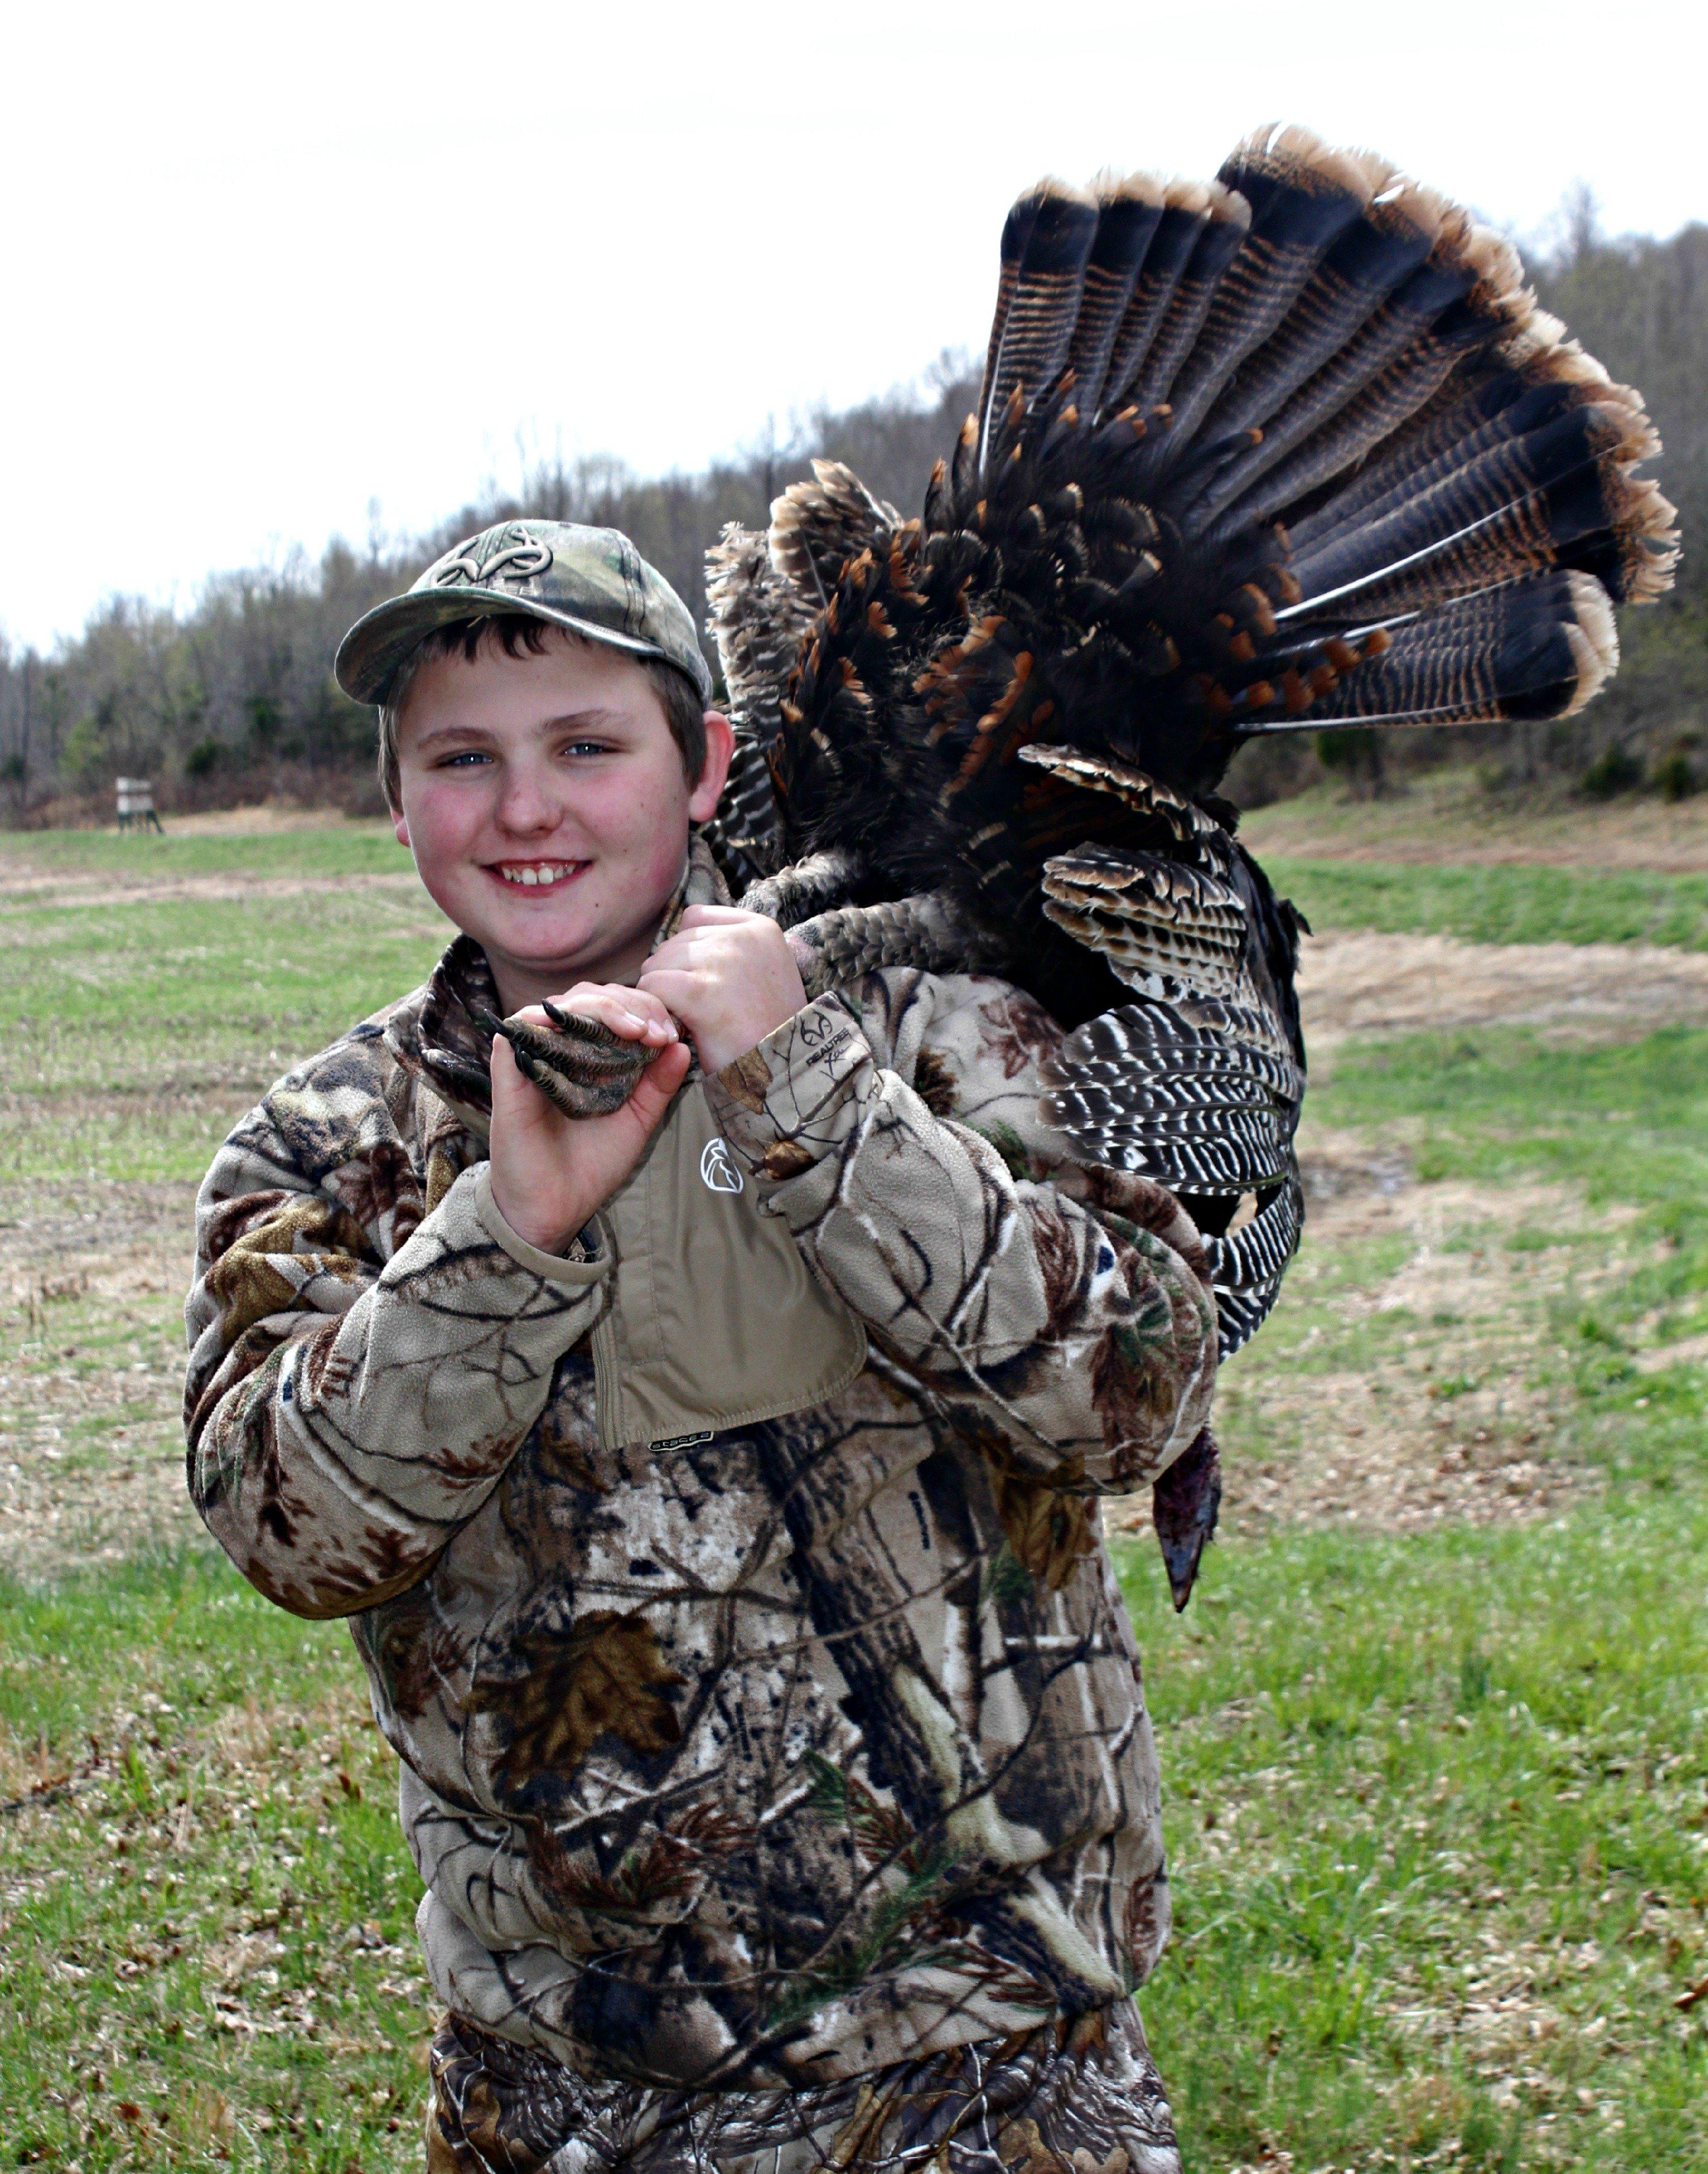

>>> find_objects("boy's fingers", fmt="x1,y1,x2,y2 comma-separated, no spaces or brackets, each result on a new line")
676,904,757,930
559,980,674,1025
615,988,680,1039
638,936,708,979
634,967,701,1015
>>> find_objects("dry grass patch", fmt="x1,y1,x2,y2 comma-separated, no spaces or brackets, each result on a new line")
1297,929,1708,1046
1240,771,1708,873
0,1179,200,1582
1114,1158,1647,1545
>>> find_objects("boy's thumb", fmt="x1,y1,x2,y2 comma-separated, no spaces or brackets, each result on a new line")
628,1039,691,1127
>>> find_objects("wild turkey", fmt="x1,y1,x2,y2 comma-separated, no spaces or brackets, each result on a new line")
499,124,1677,1604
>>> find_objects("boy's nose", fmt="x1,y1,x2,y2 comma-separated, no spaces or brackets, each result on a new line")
495,765,567,836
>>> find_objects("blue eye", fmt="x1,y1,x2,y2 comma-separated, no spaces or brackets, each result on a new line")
438,749,490,769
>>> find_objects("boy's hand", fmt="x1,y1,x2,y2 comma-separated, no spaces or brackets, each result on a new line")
488,986,689,1255
638,905,808,1074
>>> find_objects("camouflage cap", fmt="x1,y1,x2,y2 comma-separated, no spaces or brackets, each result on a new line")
334,520,713,708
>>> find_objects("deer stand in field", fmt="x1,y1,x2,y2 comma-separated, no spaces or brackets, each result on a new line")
115,778,164,834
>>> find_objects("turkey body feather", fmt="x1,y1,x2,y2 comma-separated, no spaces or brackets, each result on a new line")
683,126,1671,1602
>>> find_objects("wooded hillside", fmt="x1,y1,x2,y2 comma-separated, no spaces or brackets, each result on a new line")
1,206,1701,823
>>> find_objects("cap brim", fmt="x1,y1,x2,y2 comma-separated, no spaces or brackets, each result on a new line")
334,589,700,706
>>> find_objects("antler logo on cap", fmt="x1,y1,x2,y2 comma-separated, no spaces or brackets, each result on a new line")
432,524,554,590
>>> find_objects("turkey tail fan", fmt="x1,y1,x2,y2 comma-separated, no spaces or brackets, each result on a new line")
954,123,1674,771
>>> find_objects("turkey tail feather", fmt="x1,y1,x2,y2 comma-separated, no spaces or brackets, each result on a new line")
1066,173,1165,414
980,180,1100,449
1159,126,1377,441
1112,182,1250,414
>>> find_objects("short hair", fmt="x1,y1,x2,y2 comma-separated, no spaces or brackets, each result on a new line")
377,614,708,809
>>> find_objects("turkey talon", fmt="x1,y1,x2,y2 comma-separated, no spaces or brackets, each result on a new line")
477,1005,656,1119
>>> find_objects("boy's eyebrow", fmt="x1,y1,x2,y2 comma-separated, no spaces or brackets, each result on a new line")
411,708,631,749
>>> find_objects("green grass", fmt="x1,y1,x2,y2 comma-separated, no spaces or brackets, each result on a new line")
1314,1024,1708,1205
1267,857,1708,951
0,821,412,882
1120,1489,1708,2172
0,1551,430,2171
1,891,450,1181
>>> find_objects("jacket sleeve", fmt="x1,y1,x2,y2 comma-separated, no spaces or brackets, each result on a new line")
702,972,1217,1492
184,1099,610,1620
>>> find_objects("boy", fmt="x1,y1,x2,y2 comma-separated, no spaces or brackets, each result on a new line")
184,520,1217,2174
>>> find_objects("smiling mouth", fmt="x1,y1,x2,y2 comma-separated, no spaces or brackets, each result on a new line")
486,860,586,891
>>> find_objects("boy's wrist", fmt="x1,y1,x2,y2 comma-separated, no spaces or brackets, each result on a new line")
486,1175,577,1255
475,1167,609,1286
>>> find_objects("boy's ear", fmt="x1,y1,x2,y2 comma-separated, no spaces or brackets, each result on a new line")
392,807,411,850
688,710,736,824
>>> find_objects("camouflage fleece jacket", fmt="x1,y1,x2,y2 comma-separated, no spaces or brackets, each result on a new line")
184,849,1217,2096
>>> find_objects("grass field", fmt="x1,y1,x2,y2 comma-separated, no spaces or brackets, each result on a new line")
1269,860,1708,954
2,811,1705,2172
0,818,414,885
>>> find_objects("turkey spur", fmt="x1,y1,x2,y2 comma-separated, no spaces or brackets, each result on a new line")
496,124,1676,1601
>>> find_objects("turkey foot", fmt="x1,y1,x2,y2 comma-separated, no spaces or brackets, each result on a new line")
1151,1427,1222,1613
478,1002,659,1118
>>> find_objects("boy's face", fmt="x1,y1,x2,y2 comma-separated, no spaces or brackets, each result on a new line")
391,630,732,1009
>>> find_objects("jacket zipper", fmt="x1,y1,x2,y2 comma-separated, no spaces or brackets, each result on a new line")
588,1211,622,1450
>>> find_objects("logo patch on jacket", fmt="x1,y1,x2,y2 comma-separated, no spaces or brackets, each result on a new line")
700,1137,744,1194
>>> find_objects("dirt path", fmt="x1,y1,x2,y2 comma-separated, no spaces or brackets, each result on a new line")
1241,778,1708,872
1297,926,1708,1044
0,869,423,906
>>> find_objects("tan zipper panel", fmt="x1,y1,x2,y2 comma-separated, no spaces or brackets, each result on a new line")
592,1084,866,1451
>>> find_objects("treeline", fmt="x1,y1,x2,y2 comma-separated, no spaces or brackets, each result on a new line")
0,354,980,822
2,201,1704,823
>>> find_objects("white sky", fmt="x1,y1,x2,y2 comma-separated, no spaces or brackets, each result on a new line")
2,0,1702,654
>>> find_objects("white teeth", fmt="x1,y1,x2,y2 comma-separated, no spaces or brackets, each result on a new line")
498,862,572,886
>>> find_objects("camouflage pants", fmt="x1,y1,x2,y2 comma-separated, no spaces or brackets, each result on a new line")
425,2003,1180,2174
